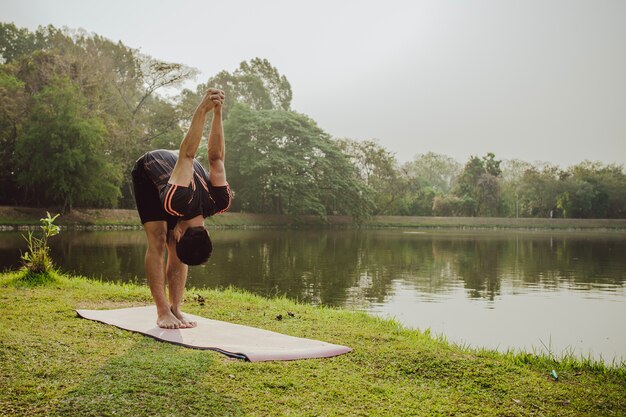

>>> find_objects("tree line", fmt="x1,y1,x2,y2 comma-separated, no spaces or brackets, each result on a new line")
1,23,624,219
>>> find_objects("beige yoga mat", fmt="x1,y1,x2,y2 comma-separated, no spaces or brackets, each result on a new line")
76,305,351,362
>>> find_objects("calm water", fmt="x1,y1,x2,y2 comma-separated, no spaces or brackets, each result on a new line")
1,229,624,362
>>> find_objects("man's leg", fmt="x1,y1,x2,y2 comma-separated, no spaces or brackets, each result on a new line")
144,221,183,329
166,234,197,328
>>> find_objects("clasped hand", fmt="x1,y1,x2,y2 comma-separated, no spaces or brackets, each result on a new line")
200,88,225,112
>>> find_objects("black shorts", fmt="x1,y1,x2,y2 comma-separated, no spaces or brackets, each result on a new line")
131,160,180,230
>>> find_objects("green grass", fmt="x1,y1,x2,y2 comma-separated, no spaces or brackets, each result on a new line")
1,270,625,416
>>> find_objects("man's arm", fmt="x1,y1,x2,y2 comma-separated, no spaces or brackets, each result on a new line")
168,89,223,186
207,98,227,186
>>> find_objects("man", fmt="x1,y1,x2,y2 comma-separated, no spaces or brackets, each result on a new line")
131,88,231,329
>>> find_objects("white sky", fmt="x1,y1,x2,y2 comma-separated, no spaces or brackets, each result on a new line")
3,0,626,167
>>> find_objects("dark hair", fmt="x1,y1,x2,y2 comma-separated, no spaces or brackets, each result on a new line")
176,226,212,265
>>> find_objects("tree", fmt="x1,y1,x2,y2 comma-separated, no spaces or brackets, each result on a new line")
0,23,51,64
398,152,461,216
224,104,372,221
516,165,561,217
14,77,121,211
0,71,27,203
432,195,474,217
2,24,197,208
404,152,461,194
453,153,503,216
558,161,626,218
499,159,535,217
337,139,406,214
183,58,293,120
235,58,292,111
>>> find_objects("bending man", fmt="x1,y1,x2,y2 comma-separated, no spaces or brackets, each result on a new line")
131,89,231,329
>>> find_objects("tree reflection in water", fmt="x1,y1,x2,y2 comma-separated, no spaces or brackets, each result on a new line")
0,229,624,306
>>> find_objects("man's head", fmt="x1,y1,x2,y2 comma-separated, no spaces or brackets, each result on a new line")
176,226,212,265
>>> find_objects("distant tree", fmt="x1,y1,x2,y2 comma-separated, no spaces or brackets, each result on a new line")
453,153,502,216
516,165,561,217
403,152,461,194
337,138,406,214
557,161,626,218
499,159,535,217
401,186,440,216
476,173,500,216
432,195,474,217
14,77,121,211
395,152,461,216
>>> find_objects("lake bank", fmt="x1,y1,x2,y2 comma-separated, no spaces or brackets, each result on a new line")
2,205,626,230
1,270,624,416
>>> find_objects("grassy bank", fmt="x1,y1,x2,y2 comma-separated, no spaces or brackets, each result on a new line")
2,206,626,230
1,271,624,416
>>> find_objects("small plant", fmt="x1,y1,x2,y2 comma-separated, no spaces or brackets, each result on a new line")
21,212,61,275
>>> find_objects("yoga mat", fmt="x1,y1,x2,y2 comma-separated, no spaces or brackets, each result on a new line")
76,305,351,362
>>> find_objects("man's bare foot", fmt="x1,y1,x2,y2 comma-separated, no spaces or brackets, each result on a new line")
171,306,198,328
157,310,183,329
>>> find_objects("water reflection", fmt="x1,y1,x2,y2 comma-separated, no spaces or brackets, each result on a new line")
0,230,624,305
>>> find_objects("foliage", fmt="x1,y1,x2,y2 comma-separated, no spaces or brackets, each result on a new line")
338,138,407,215
394,152,462,216
224,104,373,221
0,70,27,203
453,153,503,216
20,211,60,276
404,152,461,194
0,23,195,208
562,161,626,218
516,165,562,217
433,195,474,217
14,77,122,210
182,57,293,121
499,159,535,217
0,23,51,64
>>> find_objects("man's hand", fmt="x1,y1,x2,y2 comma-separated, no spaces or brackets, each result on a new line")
212,88,225,113
199,88,225,113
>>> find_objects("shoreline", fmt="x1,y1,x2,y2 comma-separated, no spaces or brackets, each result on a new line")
1,270,624,416
2,206,626,231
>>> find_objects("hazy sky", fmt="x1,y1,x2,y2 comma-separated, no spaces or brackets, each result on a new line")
3,0,626,167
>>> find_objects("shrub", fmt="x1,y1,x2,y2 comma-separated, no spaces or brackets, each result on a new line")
21,212,60,275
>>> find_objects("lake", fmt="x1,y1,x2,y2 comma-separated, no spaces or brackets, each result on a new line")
1,228,624,363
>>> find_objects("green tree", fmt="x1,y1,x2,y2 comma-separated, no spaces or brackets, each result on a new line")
183,58,293,121
403,152,461,194
224,104,372,221
0,71,27,203
337,139,408,215
453,153,503,216
516,165,561,217
235,58,292,111
14,77,121,211
499,159,535,217
399,152,461,216
0,23,51,64
432,195,474,217
2,24,196,208
557,161,626,218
